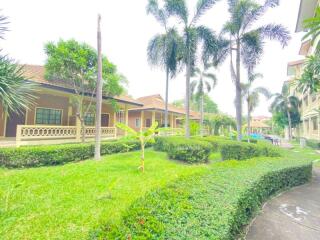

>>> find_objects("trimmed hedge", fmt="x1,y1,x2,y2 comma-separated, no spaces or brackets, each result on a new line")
154,137,212,163
196,136,233,152
98,158,312,239
306,139,320,149
167,139,212,164
0,139,142,168
220,141,281,160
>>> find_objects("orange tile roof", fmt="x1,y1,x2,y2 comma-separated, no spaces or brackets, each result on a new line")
129,94,200,119
21,64,142,106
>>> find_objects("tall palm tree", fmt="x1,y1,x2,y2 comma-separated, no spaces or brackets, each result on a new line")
165,0,220,137
270,84,299,140
241,72,271,138
191,65,217,136
147,0,183,128
223,0,290,140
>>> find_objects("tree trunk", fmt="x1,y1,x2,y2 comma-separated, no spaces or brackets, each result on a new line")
141,143,145,172
287,109,292,140
235,39,242,141
200,94,204,137
94,14,102,160
185,50,191,138
164,67,169,128
247,98,251,143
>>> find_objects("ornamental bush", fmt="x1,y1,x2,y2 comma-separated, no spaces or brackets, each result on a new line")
166,139,212,163
306,139,320,149
0,139,142,168
98,158,312,240
220,141,280,160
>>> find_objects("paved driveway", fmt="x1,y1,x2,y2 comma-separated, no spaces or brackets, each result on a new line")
246,168,320,240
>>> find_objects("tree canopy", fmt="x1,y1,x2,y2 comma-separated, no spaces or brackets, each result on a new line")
44,39,126,97
172,94,219,114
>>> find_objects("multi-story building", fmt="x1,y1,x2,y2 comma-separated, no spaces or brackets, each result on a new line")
286,0,320,140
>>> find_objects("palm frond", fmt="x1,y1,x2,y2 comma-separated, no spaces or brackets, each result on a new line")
165,0,189,25
0,13,8,39
241,31,264,71
253,86,271,99
192,0,219,24
146,0,168,28
257,24,290,47
0,56,37,113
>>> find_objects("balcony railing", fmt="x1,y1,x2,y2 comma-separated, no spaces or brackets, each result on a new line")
16,125,117,146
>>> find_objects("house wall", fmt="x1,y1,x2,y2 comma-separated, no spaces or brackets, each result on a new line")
0,103,5,137
26,93,70,126
128,111,141,131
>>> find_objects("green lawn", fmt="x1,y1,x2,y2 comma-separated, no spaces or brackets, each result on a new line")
0,150,209,240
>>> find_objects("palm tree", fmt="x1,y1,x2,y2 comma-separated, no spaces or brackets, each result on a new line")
270,84,299,140
0,56,36,114
223,0,290,141
298,55,320,95
0,12,8,40
241,72,271,139
0,14,36,115
303,6,320,44
164,0,220,137
147,0,183,128
191,65,217,136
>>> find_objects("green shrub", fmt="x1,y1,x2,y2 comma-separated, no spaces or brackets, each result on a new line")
220,141,280,160
197,136,232,152
0,139,142,168
99,158,312,239
306,139,320,149
166,139,212,164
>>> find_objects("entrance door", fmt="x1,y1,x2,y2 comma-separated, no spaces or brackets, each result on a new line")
5,110,26,137
101,114,110,127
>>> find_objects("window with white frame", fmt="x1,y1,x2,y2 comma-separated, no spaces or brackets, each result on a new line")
135,118,141,128
116,110,125,123
312,117,318,131
84,113,95,126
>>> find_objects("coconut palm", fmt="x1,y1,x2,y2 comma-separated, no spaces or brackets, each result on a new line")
223,0,290,140
241,72,271,139
147,0,183,128
270,84,299,140
191,65,217,136
164,0,220,137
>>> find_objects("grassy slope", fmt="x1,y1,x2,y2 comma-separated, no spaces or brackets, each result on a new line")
0,145,318,240
0,150,209,240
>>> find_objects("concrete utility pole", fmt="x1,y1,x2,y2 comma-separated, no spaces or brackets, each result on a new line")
95,14,102,160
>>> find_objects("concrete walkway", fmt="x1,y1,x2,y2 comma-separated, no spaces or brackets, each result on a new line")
246,168,320,240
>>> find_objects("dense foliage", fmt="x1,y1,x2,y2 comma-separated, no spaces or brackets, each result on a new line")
100,157,312,239
154,136,211,163
220,141,281,160
0,13,36,114
0,139,145,168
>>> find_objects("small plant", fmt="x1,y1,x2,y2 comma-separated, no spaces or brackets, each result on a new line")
116,122,158,172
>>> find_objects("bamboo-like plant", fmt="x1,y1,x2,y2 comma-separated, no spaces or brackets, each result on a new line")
116,121,158,172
